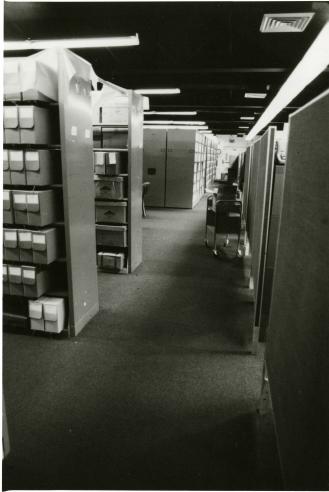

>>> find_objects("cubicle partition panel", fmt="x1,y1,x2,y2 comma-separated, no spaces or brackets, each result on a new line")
251,127,276,326
258,162,285,340
246,137,261,253
242,145,252,222
266,90,329,490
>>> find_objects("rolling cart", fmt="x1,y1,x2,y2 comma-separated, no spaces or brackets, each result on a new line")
204,193,242,258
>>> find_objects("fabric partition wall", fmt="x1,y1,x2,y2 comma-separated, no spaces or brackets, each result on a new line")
266,89,329,490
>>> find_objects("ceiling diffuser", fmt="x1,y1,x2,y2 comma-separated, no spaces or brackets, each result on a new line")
260,13,314,33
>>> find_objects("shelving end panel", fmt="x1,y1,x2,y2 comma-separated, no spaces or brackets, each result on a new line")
128,90,143,272
58,49,99,336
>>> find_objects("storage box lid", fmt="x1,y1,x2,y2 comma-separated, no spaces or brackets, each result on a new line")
96,201,127,208
94,176,124,183
96,224,127,232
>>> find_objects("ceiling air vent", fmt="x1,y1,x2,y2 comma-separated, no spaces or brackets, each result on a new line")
260,12,315,33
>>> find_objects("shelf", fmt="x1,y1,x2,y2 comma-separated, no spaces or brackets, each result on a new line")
93,148,128,152
95,197,128,202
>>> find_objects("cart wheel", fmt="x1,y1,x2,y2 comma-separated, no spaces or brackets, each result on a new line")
212,249,218,257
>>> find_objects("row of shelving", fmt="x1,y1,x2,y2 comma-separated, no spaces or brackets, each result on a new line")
2,49,100,336
143,128,219,209
92,87,144,274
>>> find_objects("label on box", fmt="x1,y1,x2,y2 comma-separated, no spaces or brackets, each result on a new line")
19,231,32,242
3,149,8,163
32,234,46,245
4,106,18,127
10,150,23,162
5,231,17,241
29,301,43,319
9,266,21,276
3,265,8,277
19,106,34,127
71,126,78,136
27,194,39,205
44,304,58,321
25,151,39,162
13,194,26,205
3,190,10,201
23,269,36,280
109,153,117,164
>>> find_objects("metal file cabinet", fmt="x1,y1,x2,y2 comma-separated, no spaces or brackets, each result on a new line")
143,129,167,207
166,129,200,209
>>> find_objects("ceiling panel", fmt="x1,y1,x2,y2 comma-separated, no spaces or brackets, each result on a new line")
4,1,329,134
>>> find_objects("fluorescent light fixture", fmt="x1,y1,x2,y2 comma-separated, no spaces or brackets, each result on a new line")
200,130,212,134
246,21,329,141
240,116,255,120
238,126,250,129
244,92,267,99
144,111,197,115
144,125,208,130
4,34,140,51
144,120,205,125
136,88,180,95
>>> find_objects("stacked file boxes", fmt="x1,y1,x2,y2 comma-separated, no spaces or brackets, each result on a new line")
93,147,128,273
3,96,66,334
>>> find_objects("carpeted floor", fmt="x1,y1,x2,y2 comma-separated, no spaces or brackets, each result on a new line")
3,198,283,490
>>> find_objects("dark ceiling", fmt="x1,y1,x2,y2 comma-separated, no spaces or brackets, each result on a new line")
4,1,329,135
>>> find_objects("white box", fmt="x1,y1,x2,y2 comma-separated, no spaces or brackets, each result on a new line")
28,300,45,331
42,297,65,334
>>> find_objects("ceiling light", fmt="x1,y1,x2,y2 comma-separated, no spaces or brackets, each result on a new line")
136,88,180,95
200,130,212,134
244,92,267,99
144,120,206,125
144,111,197,115
240,116,255,120
246,21,329,141
144,125,208,130
239,126,249,129
4,34,140,51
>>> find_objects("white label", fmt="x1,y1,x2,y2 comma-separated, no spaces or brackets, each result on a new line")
3,149,8,161
3,190,10,201
19,106,34,119
3,266,7,275
23,269,36,280
5,106,18,119
44,305,57,317
25,151,39,162
33,234,46,245
85,129,90,139
13,194,26,205
71,126,78,136
29,302,43,318
9,150,23,161
27,194,39,205
5,231,17,241
109,153,117,164
9,267,21,276
19,231,32,242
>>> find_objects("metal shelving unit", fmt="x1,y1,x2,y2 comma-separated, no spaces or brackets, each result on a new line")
92,84,143,274
3,49,99,336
